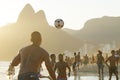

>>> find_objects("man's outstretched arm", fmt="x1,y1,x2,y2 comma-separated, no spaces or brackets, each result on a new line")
8,53,20,75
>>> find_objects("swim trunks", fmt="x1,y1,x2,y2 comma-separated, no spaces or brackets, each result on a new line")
109,66,118,74
18,72,39,80
57,78,67,80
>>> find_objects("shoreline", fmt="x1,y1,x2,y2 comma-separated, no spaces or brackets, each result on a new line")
71,63,120,76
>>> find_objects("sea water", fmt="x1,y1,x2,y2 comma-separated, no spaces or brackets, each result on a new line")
0,61,119,80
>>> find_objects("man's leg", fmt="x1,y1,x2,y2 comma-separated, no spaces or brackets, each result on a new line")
109,73,112,80
101,67,104,80
109,70,112,80
114,70,118,80
114,73,118,80
98,68,100,77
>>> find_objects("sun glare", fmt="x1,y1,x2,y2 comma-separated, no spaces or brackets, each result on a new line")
0,9,18,27
0,20,9,27
0,19,15,27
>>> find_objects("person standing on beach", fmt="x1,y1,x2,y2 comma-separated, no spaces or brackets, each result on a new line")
54,54,71,80
50,54,56,69
76,52,81,69
115,50,120,67
83,54,89,66
8,31,56,80
72,52,77,72
106,50,118,80
97,50,104,77
91,54,95,64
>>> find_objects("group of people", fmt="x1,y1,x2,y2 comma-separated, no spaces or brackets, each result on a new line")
97,50,119,80
7,31,120,80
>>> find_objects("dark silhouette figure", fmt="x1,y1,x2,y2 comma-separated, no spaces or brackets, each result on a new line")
83,54,89,66
76,52,81,69
97,50,104,79
8,31,56,80
72,52,77,72
50,54,56,69
115,50,120,67
106,50,118,80
54,54,71,80
92,54,95,64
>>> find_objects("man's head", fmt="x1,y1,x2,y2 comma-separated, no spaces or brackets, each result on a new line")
50,54,56,61
98,50,102,55
31,31,41,46
78,52,80,55
111,50,115,55
58,54,63,62
74,52,76,56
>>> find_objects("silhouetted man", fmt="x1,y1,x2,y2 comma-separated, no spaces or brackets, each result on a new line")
72,52,77,72
54,54,71,80
106,50,118,80
50,54,56,69
76,52,81,69
97,50,104,77
8,31,56,80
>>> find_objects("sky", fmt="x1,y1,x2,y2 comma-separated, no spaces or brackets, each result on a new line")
0,0,120,30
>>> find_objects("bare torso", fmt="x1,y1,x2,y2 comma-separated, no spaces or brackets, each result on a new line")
9,31,56,80
55,61,68,78
14,45,49,75
108,56,117,67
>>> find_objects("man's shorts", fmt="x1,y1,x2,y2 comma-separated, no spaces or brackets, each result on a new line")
76,62,81,66
72,62,77,71
109,66,118,74
57,78,67,80
18,72,39,80
97,64,104,69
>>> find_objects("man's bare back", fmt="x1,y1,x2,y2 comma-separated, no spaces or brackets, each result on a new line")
8,31,56,80
18,45,50,74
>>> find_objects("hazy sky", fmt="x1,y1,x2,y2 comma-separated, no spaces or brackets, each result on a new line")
0,0,120,30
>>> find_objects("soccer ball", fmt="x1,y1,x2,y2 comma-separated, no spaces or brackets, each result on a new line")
54,19,64,29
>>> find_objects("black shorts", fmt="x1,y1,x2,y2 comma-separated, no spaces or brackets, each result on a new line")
109,66,118,74
18,72,39,80
72,62,77,71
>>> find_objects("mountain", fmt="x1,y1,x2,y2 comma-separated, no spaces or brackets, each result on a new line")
0,4,83,61
64,16,120,45
63,16,120,54
63,28,77,35
76,16,120,44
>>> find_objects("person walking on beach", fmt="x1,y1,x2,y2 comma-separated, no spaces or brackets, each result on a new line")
8,31,56,80
54,54,71,80
97,50,104,77
106,50,118,80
